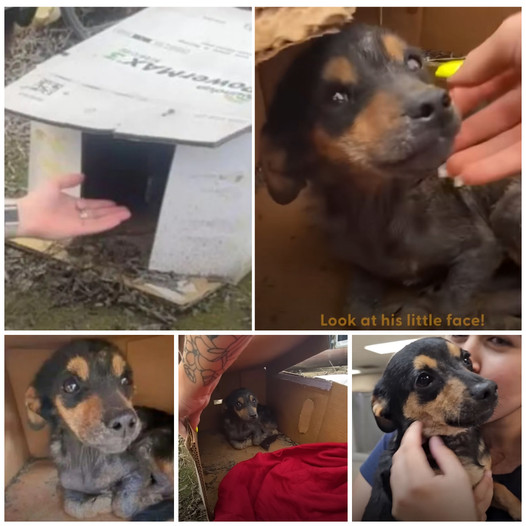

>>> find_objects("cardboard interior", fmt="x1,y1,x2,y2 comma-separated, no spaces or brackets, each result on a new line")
187,335,348,515
4,335,174,521
255,6,521,329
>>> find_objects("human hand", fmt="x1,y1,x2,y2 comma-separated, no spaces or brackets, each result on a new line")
473,470,494,521
446,12,521,185
178,385,211,438
16,173,131,239
390,421,477,521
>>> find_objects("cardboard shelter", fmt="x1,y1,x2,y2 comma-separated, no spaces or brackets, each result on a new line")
255,6,521,329
5,7,252,308
4,335,174,521
181,334,348,518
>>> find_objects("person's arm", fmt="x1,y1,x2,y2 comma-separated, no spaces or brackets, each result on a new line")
5,173,131,240
179,335,253,436
352,472,372,520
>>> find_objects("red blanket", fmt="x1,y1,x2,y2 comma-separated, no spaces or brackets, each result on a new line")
214,443,347,521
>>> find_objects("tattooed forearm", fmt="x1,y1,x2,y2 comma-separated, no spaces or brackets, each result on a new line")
182,336,253,387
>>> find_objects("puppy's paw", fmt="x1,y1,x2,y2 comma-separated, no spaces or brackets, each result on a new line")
64,493,112,519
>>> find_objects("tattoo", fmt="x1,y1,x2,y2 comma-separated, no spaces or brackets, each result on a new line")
182,336,251,386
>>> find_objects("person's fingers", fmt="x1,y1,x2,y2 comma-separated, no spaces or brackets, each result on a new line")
448,13,521,87
449,140,521,185
449,69,519,117
78,205,131,220
77,208,131,234
473,470,493,521
395,421,435,479
451,84,521,152
448,124,520,174
428,435,467,477
76,198,118,210
52,173,85,189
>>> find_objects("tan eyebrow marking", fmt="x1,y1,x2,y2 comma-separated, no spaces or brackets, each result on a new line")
322,56,358,84
382,33,406,61
112,353,126,377
413,355,438,370
67,356,89,381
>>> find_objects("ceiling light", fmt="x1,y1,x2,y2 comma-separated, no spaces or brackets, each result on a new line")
351,369,361,375
364,339,419,355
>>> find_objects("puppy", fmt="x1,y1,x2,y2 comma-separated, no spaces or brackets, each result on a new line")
24,339,174,520
222,388,278,450
362,337,521,520
262,23,520,323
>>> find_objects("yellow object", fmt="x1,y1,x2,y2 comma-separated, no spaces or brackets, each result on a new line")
435,60,464,79
33,7,61,26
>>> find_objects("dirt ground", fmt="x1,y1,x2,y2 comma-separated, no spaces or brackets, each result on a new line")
5,10,252,330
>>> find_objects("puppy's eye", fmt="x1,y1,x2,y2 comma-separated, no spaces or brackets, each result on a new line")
406,54,422,72
462,353,473,370
252,400,257,407
235,402,242,409
63,377,80,394
331,91,349,104
120,375,131,386
416,372,433,387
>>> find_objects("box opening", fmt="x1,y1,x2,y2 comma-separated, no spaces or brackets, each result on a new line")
78,133,175,262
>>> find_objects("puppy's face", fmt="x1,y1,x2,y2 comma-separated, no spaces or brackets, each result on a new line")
25,340,141,454
224,388,259,422
263,24,461,204
372,338,498,436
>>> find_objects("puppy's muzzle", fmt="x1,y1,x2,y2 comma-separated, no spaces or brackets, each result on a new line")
470,379,498,402
405,88,452,124
104,408,139,440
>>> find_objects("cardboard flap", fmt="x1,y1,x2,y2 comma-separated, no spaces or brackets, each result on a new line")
255,7,355,63
5,7,252,145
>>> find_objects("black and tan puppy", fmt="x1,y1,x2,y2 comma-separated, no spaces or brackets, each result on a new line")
362,337,520,521
222,388,278,450
262,23,520,322
24,339,174,520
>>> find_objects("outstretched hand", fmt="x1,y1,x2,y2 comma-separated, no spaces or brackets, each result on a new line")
16,173,131,239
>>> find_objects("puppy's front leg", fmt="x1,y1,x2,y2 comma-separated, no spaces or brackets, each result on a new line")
112,471,154,519
229,438,253,450
345,268,384,323
63,489,112,519
440,229,502,316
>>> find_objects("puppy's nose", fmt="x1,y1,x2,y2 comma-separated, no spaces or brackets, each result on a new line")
106,409,137,436
470,380,497,401
406,89,451,121
250,413,258,419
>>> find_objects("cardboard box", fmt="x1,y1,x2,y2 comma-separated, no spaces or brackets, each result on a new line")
5,334,174,521
5,7,252,307
181,334,348,518
255,6,520,329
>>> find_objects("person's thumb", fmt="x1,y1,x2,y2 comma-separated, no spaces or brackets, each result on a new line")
53,173,85,190
429,435,466,476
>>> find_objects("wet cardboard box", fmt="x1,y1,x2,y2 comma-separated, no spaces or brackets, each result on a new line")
5,335,174,521
181,335,348,518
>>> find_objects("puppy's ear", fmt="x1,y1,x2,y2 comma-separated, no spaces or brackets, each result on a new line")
260,134,306,205
24,385,47,430
371,389,396,433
